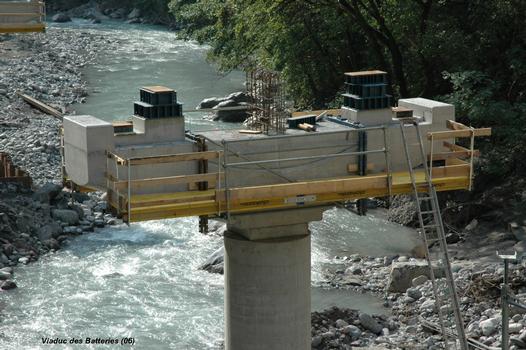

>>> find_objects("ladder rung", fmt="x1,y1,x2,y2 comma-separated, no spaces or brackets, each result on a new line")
418,196,433,201
423,224,440,229
420,210,436,215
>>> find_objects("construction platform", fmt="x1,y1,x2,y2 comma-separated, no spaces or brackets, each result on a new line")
102,117,489,223
61,78,491,224
0,1,46,34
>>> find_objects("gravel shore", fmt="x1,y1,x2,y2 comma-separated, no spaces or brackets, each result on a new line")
0,28,121,291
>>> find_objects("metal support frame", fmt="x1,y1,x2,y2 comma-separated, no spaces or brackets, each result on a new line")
222,140,232,221
382,126,393,206
497,251,526,350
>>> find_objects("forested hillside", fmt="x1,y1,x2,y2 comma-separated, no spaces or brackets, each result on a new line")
169,0,526,188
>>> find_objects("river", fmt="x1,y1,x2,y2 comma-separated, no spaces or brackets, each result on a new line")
0,21,419,350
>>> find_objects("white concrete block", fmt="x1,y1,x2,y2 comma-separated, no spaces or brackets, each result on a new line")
63,115,114,189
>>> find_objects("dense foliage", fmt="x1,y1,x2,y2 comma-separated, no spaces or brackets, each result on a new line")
169,0,526,184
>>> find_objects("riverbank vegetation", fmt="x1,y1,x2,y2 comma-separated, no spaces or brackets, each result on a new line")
168,0,526,194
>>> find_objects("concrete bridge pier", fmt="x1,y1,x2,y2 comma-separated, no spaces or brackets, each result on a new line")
224,207,325,350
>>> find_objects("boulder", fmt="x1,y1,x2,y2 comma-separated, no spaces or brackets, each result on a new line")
479,318,498,336
33,183,62,203
43,239,60,250
387,261,442,292
311,335,322,347
52,209,80,225
0,270,11,280
214,100,250,123
110,8,128,19
358,313,383,334
0,280,17,291
197,91,250,110
128,8,141,19
342,325,361,340
198,246,224,274
335,319,348,328
406,287,422,300
510,337,526,348
197,97,225,109
411,275,428,287
52,13,72,23
37,222,63,241
226,91,251,104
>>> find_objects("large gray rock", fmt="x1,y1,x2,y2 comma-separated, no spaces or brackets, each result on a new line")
214,100,250,123
37,222,63,241
33,183,62,203
0,280,17,291
198,97,226,109
197,91,250,110
0,270,11,280
128,8,141,19
358,312,383,334
110,8,128,19
52,209,79,225
480,318,498,336
406,287,422,300
198,246,224,274
342,325,361,340
52,13,71,23
388,261,443,292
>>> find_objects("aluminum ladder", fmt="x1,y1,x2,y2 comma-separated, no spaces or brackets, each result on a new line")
398,117,469,350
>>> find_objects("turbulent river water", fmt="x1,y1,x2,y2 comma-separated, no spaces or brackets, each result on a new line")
0,21,419,349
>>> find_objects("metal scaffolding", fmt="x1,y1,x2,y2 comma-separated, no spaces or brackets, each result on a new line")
246,68,287,135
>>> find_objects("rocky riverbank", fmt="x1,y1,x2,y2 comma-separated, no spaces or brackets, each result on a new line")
0,29,119,185
314,250,526,349
0,28,121,291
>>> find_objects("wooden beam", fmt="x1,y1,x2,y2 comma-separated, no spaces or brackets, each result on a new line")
443,141,480,156
238,129,262,134
17,93,62,119
229,175,389,201
292,109,342,118
428,151,473,161
128,151,222,166
113,173,218,191
427,128,491,140
446,120,470,130
431,164,470,178
0,23,45,33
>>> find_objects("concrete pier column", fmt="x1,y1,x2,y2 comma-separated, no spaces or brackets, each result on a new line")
224,207,325,350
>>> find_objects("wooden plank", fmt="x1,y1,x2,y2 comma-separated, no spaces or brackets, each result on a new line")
124,171,472,222
0,23,45,33
427,128,491,140
428,151,475,161
446,157,468,166
17,93,62,119
128,151,221,166
0,13,42,17
131,191,216,208
446,120,470,130
443,141,480,156
431,164,470,178
229,175,389,201
114,173,218,191
238,129,262,134
292,109,342,118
